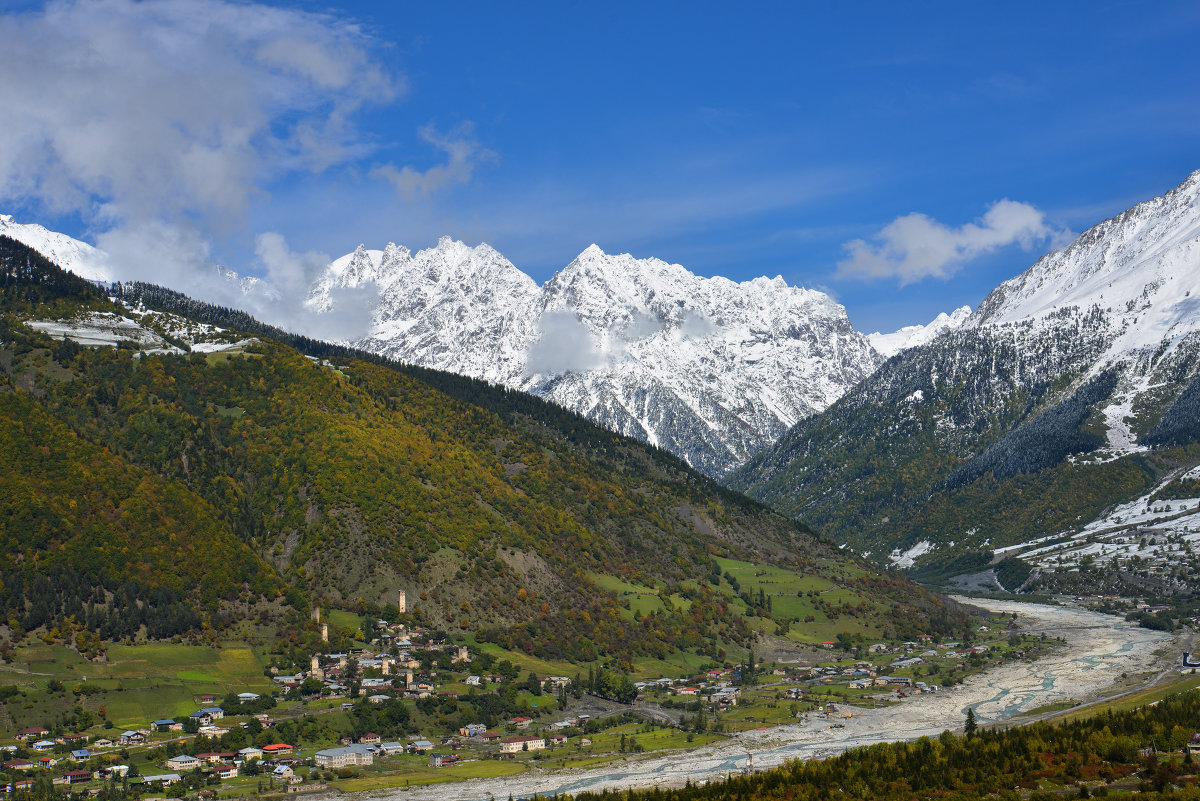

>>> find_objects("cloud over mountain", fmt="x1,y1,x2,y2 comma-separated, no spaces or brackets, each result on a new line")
837,200,1071,284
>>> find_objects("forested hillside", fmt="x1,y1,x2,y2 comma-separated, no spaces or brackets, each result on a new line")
0,236,972,661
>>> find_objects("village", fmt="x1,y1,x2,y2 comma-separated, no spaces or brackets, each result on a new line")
0,595,1056,798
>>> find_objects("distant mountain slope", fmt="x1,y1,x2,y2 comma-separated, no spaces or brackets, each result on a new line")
0,214,111,282
2,236,973,656
867,306,971,359
729,170,1200,590
308,239,882,477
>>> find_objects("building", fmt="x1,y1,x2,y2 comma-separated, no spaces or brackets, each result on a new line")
151,719,177,732
313,745,374,768
166,755,201,771
262,744,294,757
238,692,261,703
216,764,239,779
16,728,49,741
143,774,183,786
500,736,546,754
62,770,92,785
359,732,381,745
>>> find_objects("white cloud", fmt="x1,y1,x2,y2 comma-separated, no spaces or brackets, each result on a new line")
255,232,328,291
0,0,411,332
0,0,394,229
372,123,496,197
248,233,379,342
526,310,605,375
837,200,1072,284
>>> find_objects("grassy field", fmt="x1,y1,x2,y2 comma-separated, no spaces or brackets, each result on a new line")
1052,671,1200,723
325,609,366,635
581,722,722,753
332,756,527,790
470,640,581,678
713,557,884,644
0,640,273,732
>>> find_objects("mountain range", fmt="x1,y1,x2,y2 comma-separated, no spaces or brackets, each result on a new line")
0,211,976,479
7,169,1200,598
730,169,1200,594
307,240,888,477
2,234,974,656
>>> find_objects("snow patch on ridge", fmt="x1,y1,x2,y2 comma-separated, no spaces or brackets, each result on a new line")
889,540,934,569
868,306,972,359
26,312,181,354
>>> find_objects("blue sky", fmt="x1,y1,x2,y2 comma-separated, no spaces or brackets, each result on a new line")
1,1,1198,332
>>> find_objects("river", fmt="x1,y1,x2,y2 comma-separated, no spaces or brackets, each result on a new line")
373,599,1178,800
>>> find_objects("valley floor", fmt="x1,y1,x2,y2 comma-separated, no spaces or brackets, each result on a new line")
373,600,1184,801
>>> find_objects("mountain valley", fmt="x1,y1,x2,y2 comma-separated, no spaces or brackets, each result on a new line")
730,170,1200,602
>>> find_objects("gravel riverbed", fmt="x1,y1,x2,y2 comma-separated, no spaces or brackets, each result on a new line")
368,600,1178,801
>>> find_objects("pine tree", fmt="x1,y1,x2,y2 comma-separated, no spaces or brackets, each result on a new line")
964,707,977,738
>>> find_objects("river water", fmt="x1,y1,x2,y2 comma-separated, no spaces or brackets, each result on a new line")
377,599,1176,800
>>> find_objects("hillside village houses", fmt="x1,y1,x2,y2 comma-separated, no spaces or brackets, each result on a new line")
0,601,992,797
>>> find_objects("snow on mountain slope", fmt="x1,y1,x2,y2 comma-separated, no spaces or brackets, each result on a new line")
1,213,112,282
732,169,1200,571
968,168,1200,458
308,240,881,476
973,169,1200,356
867,305,972,359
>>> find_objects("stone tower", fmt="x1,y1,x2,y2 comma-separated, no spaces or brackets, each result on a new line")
398,590,406,614
320,622,328,642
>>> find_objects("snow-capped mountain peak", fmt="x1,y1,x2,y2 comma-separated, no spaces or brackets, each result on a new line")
0,213,112,282
868,305,972,359
310,241,882,476
972,168,1200,359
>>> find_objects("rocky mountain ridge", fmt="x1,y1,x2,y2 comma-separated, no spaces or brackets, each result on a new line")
308,239,884,476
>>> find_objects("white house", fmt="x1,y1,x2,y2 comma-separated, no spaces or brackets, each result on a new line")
313,745,374,768
166,755,201,771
